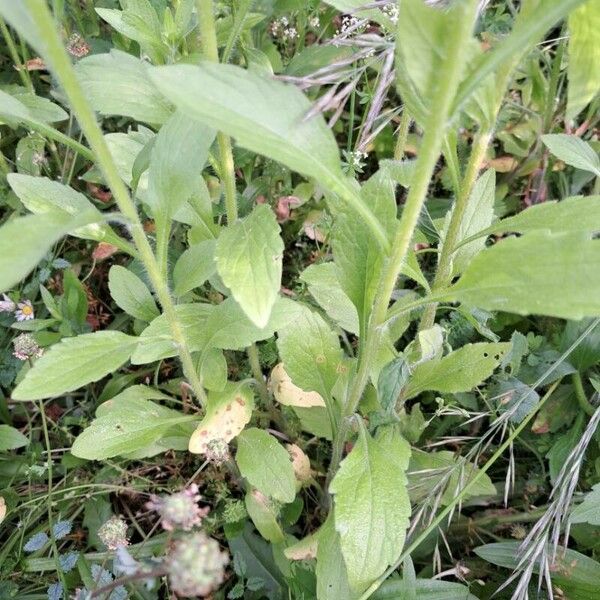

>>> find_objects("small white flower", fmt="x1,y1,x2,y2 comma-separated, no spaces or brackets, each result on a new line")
309,16,320,28
283,26,298,40
0,294,16,313
383,3,399,24
15,299,34,321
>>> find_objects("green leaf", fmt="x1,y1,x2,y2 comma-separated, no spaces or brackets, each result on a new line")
567,2,600,120
316,513,356,600
188,382,254,454
450,169,496,275
441,232,600,320
475,541,600,599
372,577,479,600
277,306,344,400
542,134,600,176
332,167,397,333
561,318,600,371
148,62,344,192
7,174,115,243
408,450,496,506
72,392,196,460
330,425,411,594
0,212,98,293
405,342,510,399
0,424,29,451
76,50,173,125
13,332,138,400
216,205,283,328
572,483,600,525
462,195,600,243
235,428,296,503
0,88,66,126
245,489,285,543
146,111,216,218
300,263,359,334
173,240,216,297
132,303,214,364
108,265,159,322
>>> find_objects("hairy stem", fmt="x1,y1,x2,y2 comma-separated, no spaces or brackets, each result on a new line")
418,129,492,331
393,108,411,161
326,0,481,488
572,371,595,417
197,0,238,223
29,0,207,405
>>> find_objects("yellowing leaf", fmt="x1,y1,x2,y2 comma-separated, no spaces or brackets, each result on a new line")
270,363,325,408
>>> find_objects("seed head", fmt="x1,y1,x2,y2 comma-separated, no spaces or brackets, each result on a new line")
146,484,209,531
98,515,129,550
13,334,43,361
166,532,229,597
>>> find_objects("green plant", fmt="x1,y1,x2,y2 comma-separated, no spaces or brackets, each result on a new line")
1,1,600,599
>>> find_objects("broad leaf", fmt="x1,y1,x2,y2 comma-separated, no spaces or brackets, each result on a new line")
13,332,138,400
173,240,216,297
245,489,285,543
188,382,254,454
300,263,359,334
146,111,216,218
108,265,159,322
72,393,197,460
270,363,326,408
405,342,510,399
442,232,600,319
277,306,344,400
567,3,600,120
76,51,172,124
216,205,283,328
0,212,98,293
0,424,29,451
235,428,296,503
330,425,411,594
542,134,600,176
0,89,66,127
148,62,345,195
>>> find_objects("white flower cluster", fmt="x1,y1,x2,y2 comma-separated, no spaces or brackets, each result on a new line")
270,16,298,41
383,3,399,24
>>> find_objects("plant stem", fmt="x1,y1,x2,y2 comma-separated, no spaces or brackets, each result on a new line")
197,0,238,223
418,129,491,331
572,372,595,417
0,17,34,92
543,31,566,133
357,380,561,600
29,0,207,405
247,343,269,406
326,0,481,489
393,108,411,161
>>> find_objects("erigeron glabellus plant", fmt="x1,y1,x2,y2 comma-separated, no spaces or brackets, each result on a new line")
0,0,599,598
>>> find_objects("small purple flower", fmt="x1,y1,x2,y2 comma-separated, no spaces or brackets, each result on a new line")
13,334,43,361
146,484,209,532
15,299,34,321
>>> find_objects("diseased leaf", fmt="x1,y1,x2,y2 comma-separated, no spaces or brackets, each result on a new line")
277,306,345,400
405,343,510,399
542,134,600,176
216,205,283,328
76,50,172,124
235,428,296,503
188,382,254,455
567,3,600,120
270,363,326,408
13,332,138,400
245,489,285,543
442,232,600,319
330,425,411,594
108,265,159,322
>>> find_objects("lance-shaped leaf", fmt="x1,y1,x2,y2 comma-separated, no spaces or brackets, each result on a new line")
108,265,159,322
13,332,138,400
542,134,600,176
216,205,283,328
173,240,216,297
441,232,600,320
330,425,411,594
405,342,510,399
